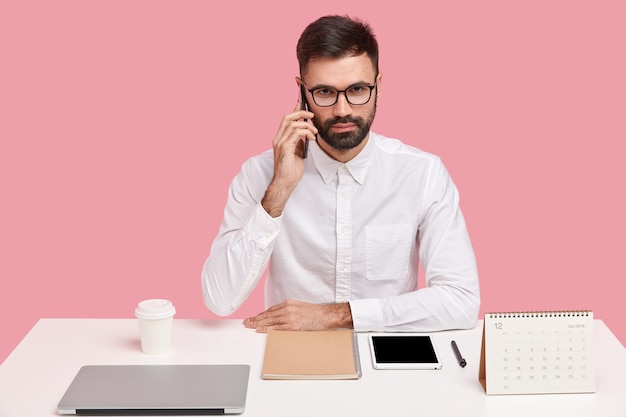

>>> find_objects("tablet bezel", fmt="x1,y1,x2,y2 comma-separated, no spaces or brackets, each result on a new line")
368,334,443,370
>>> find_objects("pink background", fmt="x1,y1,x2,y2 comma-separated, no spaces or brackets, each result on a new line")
1,1,625,364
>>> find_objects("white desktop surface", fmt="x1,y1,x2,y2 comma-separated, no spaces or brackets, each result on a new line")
1,319,625,416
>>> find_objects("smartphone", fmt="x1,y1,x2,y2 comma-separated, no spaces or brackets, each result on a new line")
369,334,443,370
300,84,309,159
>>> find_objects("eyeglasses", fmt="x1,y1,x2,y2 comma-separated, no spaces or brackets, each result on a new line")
302,81,377,107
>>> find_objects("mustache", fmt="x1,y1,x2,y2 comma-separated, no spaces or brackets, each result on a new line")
324,116,364,126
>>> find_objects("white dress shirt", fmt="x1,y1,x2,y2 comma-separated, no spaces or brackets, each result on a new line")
202,132,480,332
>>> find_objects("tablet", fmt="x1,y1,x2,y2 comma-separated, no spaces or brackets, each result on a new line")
369,334,442,370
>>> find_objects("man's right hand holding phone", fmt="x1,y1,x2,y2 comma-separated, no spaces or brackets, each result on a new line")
261,101,317,218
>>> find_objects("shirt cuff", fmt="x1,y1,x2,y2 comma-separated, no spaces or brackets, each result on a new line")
349,298,385,332
242,203,281,249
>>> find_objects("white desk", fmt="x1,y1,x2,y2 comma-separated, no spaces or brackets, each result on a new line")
1,319,625,416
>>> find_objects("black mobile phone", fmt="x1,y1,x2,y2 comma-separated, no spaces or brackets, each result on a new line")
300,84,309,159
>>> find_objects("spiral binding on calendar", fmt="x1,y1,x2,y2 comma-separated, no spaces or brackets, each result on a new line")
486,310,592,319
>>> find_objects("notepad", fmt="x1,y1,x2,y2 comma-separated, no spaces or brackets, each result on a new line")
261,329,361,380
479,310,595,395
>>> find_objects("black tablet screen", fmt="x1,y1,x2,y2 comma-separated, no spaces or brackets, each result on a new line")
371,335,438,363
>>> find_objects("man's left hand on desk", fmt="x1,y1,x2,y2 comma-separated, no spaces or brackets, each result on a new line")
243,299,353,332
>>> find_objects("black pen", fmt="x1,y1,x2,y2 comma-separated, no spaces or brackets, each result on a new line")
451,340,466,367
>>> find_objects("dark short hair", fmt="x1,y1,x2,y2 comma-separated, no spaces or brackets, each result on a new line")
296,15,379,77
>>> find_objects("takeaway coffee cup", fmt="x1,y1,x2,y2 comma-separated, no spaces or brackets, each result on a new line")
134,299,176,354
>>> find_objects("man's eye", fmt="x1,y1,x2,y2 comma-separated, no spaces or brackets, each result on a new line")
349,85,366,94
315,88,335,97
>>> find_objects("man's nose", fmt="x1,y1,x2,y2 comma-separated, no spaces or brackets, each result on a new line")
332,92,353,117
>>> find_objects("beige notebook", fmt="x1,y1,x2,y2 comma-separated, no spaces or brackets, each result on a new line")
261,329,361,380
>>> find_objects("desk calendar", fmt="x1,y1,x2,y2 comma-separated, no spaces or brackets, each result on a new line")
478,311,595,395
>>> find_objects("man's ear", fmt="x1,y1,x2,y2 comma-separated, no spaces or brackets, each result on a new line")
375,72,382,97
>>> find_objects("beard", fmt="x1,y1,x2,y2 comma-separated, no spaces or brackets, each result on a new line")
312,102,376,151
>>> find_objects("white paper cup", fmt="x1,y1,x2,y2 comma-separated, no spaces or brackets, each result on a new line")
135,299,176,354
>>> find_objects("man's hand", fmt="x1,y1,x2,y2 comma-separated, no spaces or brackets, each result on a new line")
261,102,317,217
243,300,353,332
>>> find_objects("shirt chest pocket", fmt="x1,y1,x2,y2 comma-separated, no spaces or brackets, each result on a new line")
365,224,413,280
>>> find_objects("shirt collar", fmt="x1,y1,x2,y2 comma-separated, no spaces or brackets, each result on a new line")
310,132,376,185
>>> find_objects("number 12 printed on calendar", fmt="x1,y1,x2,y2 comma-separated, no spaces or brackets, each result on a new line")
478,311,595,395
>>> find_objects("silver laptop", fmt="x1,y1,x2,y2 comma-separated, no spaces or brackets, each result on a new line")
57,364,250,415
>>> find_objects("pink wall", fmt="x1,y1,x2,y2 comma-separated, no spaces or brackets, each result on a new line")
2,1,625,364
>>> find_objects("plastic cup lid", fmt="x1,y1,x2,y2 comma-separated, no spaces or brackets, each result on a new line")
135,299,176,320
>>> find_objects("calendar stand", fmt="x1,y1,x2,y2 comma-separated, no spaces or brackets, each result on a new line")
478,311,595,395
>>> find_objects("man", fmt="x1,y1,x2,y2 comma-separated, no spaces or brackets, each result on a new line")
201,15,480,333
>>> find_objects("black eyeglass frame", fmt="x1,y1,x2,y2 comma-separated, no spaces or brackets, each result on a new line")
301,81,378,107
